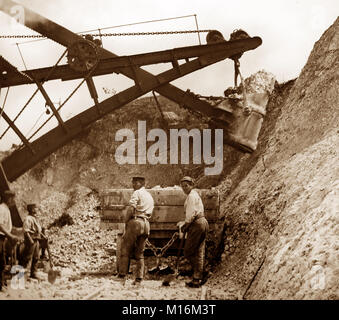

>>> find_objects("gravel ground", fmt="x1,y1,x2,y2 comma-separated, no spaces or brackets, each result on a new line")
0,261,223,300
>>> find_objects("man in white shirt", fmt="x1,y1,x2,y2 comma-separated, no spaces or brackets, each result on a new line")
118,176,154,285
0,190,20,291
177,176,209,288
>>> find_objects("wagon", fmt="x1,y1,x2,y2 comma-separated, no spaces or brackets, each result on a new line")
99,188,220,272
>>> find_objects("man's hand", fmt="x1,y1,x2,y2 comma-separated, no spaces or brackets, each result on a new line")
9,235,20,244
176,221,186,239
25,232,34,245
125,206,135,223
176,221,185,229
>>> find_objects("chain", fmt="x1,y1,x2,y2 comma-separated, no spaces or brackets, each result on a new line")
145,239,161,257
160,232,179,256
89,30,212,37
0,35,45,38
146,231,179,258
0,30,212,39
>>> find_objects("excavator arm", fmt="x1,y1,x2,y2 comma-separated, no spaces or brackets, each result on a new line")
0,38,261,88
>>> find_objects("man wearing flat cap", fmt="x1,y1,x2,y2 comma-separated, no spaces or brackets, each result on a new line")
177,176,209,288
21,203,43,279
0,190,20,291
118,176,154,285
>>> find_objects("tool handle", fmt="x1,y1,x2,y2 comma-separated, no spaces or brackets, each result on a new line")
175,232,186,270
45,240,54,268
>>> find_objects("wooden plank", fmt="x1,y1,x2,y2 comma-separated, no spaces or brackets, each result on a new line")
150,222,179,230
100,219,219,229
101,189,219,209
152,207,218,222
148,231,177,239
100,207,218,223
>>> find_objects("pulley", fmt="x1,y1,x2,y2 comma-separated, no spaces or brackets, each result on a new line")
67,39,99,72
206,30,225,44
229,29,250,61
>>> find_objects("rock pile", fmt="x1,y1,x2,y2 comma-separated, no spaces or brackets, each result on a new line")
36,184,117,274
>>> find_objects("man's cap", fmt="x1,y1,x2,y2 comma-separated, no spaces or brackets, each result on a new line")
4,190,15,196
27,203,37,211
180,176,194,184
132,176,145,181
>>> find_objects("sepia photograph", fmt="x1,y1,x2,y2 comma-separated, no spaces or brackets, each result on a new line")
0,0,338,310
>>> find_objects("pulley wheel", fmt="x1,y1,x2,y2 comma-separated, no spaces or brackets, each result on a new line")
67,39,99,72
206,30,225,44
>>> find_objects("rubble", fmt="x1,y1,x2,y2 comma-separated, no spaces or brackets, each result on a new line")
35,185,117,274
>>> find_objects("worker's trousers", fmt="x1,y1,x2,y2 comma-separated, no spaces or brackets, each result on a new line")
20,237,40,276
184,217,209,280
119,217,150,279
0,236,6,290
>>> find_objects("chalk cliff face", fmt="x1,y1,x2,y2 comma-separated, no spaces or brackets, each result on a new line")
208,17,339,299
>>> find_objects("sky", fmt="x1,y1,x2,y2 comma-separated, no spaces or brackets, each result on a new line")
0,0,338,150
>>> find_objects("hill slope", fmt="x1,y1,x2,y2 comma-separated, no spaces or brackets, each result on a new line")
209,17,338,300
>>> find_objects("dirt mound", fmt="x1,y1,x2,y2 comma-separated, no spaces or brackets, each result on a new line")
209,17,338,300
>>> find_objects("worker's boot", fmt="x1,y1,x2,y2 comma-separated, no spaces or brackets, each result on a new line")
132,278,142,286
30,261,40,280
185,278,201,288
115,273,126,286
30,263,41,280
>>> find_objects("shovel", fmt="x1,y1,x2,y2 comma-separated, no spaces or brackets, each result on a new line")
42,235,58,284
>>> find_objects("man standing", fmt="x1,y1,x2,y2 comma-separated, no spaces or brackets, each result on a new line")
0,190,19,291
177,176,209,288
21,204,42,280
118,176,154,285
